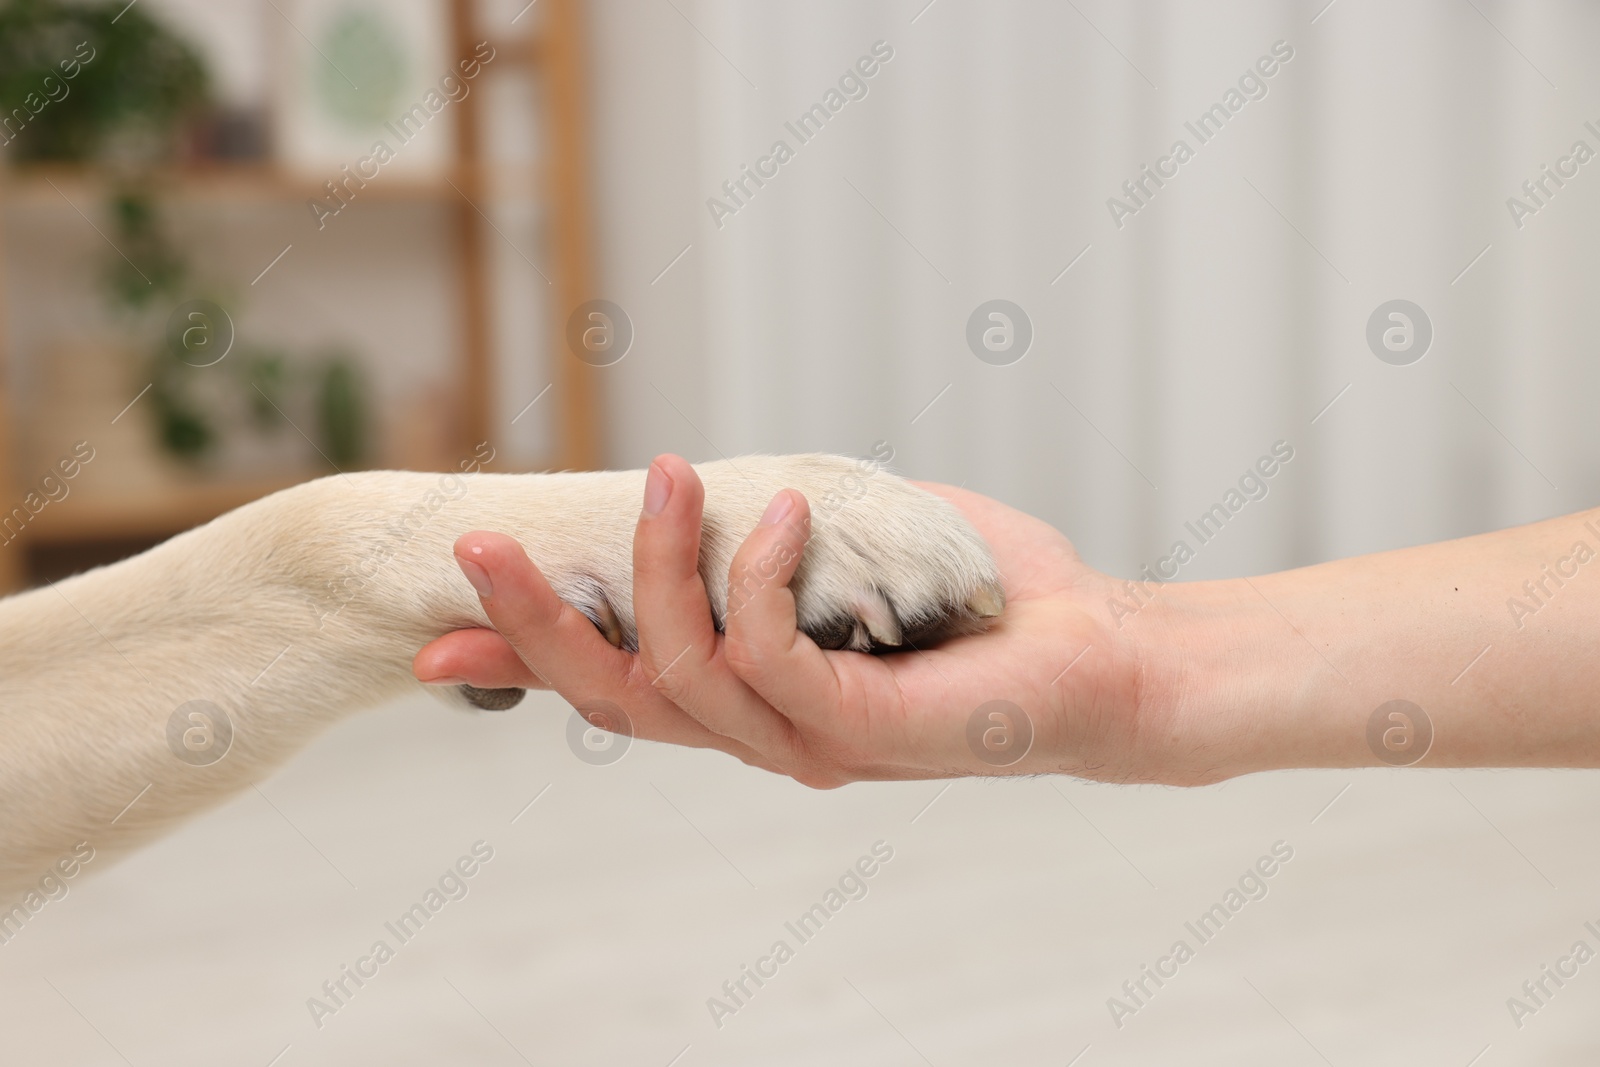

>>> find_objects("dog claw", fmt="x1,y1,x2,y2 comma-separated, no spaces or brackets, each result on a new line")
855,589,903,647
968,585,1005,618
594,597,625,648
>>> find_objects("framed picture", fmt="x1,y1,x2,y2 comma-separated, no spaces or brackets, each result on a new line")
271,0,457,179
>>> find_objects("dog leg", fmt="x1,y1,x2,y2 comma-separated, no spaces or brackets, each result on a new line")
0,456,1002,892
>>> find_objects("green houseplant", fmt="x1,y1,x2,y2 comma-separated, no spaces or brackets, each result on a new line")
1,0,369,471
0,0,209,163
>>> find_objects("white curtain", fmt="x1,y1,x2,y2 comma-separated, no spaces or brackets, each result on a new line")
599,0,1599,581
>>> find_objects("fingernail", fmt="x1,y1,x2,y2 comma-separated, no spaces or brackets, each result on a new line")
643,460,673,516
458,555,493,598
760,490,795,526
422,676,468,686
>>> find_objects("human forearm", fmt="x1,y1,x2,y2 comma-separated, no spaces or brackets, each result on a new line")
1151,507,1600,778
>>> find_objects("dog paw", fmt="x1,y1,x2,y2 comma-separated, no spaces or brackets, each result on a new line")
666,455,1004,652
392,453,1003,712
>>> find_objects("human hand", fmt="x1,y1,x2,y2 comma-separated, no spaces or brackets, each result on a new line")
413,455,1221,786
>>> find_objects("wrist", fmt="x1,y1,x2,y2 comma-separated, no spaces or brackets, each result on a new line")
1138,575,1356,783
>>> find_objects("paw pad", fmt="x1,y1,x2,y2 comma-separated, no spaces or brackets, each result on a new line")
459,685,526,711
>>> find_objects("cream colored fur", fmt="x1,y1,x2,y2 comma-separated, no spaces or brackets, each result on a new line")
0,455,1002,894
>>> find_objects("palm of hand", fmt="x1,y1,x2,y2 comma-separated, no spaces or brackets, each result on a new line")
783,484,1146,782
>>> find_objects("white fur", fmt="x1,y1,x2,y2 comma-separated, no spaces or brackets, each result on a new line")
0,455,1001,893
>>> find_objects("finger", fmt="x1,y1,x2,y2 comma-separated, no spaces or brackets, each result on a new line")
454,531,635,693
413,628,550,690
633,456,798,755
454,530,769,757
634,455,717,655
721,490,845,728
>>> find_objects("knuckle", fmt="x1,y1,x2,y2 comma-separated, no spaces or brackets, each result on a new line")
638,636,688,676
721,632,768,677
640,652,696,705
650,671,695,708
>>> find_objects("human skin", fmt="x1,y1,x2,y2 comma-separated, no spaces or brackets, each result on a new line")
412,454,1600,786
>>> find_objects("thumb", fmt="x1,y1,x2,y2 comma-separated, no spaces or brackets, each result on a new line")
413,626,550,689
452,532,635,695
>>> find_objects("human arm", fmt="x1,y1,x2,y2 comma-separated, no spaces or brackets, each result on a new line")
413,455,1600,784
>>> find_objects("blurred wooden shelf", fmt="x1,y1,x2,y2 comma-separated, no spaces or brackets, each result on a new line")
0,162,544,205
17,476,315,545
0,0,602,591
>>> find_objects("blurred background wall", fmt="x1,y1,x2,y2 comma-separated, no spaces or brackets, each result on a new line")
8,0,1595,579
590,0,1600,581
4,2,1600,1065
